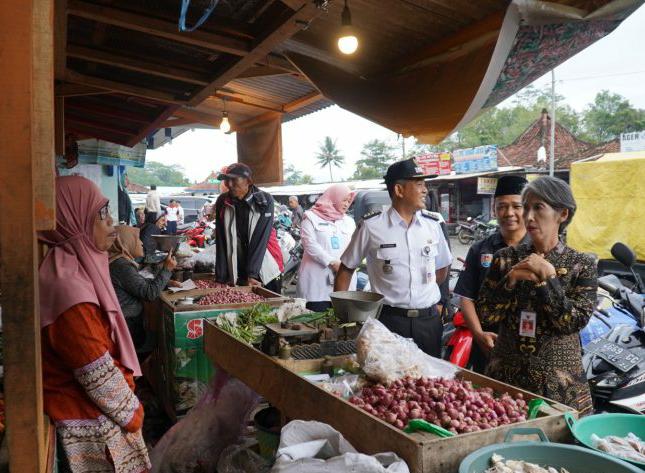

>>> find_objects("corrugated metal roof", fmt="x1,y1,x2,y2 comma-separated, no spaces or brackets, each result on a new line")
228,74,318,105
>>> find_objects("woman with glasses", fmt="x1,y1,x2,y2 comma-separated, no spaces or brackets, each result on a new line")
477,176,597,415
39,176,150,472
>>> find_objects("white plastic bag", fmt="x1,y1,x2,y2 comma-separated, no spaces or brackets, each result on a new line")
271,420,409,473
356,318,457,385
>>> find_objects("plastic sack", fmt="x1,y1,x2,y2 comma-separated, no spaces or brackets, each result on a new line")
175,242,194,258
216,443,271,473
276,299,311,322
271,420,409,473
356,318,457,385
150,371,260,473
591,432,645,463
193,245,218,273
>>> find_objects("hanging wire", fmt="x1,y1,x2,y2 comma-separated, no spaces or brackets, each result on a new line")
179,0,220,32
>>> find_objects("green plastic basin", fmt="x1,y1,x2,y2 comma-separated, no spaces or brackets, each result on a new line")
566,412,645,470
460,427,642,473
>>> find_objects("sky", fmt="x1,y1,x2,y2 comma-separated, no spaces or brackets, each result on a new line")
148,4,645,184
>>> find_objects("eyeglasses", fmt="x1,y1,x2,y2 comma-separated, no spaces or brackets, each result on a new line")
98,202,111,220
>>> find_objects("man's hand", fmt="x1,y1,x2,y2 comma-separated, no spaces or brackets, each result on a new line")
329,260,341,274
334,263,355,292
474,331,497,354
247,277,262,287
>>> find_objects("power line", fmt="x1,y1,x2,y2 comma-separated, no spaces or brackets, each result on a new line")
554,69,645,82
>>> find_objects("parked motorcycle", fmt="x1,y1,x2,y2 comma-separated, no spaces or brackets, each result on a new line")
457,215,497,245
274,219,303,288
581,242,645,412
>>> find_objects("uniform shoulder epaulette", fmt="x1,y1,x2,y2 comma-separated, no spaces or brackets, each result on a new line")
362,210,381,221
421,210,441,221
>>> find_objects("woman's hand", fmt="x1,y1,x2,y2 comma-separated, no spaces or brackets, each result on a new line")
167,280,182,288
514,253,556,281
163,255,177,271
506,267,541,289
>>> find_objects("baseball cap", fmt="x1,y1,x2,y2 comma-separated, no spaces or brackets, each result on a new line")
218,163,252,180
383,158,437,183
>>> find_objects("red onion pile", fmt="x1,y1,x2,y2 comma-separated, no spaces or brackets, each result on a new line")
194,280,228,289
197,288,266,305
349,376,528,434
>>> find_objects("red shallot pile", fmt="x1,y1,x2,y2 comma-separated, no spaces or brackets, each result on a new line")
349,376,528,434
197,288,266,305
194,280,228,289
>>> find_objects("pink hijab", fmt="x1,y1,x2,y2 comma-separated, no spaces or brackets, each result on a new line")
38,176,141,376
310,184,355,222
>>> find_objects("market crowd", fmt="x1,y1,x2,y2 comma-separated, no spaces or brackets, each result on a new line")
39,157,596,471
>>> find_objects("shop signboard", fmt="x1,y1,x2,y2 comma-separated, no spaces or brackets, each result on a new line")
477,177,498,195
415,152,452,175
452,145,498,174
620,130,645,152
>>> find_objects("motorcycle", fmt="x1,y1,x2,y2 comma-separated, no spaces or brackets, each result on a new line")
442,259,475,368
274,218,303,288
457,215,497,245
581,242,645,412
177,219,215,248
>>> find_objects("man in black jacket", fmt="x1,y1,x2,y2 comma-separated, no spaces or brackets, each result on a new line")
214,163,284,293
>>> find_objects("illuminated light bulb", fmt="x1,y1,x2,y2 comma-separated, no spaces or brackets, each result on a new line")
337,0,358,55
338,31,358,55
220,112,231,133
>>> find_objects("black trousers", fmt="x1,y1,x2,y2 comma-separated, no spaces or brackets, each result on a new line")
306,301,332,312
264,276,282,295
378,305,443,357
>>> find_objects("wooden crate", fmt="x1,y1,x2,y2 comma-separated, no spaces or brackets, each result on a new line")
204,320,575,473
161,285,289,312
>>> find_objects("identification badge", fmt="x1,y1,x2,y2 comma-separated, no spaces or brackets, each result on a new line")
383,260,393,274
330,236,340,249
519,311,537,338
481,253,493,268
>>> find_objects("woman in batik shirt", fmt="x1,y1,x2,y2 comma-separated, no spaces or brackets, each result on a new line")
39,176,150,472
477,176,596,415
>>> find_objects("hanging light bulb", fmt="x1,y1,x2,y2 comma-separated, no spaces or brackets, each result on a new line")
337,0,358,55
220,111,231,133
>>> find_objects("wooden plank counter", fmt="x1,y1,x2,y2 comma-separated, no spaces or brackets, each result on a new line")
204,320,575,473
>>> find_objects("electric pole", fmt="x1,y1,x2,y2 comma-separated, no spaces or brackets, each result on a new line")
550,70,556,177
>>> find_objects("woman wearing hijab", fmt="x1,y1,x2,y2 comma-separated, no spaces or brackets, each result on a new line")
39,176,150,472
109,226,176,350
139,211,166,259
296,184,357,311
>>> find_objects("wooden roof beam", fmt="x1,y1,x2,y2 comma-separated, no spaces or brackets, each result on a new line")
65,114,138,136
213,92,284,113
388,10,505,75
187,1,329,106
283,90,322,113
174,108,224,127
64,69,187,104
67,45,211,86
55,81,110,97
160,117,198,128
65,100,154,124
67,0,250,56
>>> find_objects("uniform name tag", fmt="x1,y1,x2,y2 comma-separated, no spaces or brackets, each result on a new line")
519,311,537,338
330,236,340,249
380,243,397,248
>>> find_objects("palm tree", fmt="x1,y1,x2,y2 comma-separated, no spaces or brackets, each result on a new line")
315,136,345,182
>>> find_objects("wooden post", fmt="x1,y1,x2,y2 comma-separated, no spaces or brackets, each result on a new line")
0,1,54,471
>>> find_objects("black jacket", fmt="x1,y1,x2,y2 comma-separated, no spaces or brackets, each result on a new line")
215,187,278,284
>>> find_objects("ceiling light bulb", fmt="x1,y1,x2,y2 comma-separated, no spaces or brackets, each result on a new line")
337,1,358,55
220,113,231,133
338,32,358,55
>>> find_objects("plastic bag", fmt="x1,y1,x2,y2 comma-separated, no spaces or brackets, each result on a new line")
271,420,409,473
193,245,218,273
276,299,311,322
316,374,365,399
150,371,260,473
356,318,457,385
217,443,271,473
591,432,645,463
175,242,194,258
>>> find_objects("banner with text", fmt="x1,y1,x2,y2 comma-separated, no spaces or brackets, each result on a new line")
415,152,452,176
452,145,498,174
